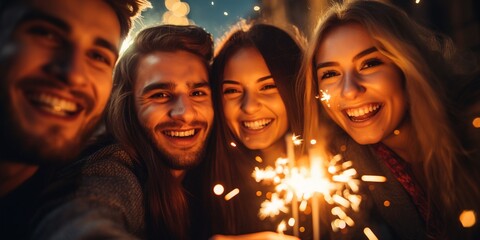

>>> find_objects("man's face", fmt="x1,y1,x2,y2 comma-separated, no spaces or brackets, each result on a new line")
0,0,120,164
134,51,213,170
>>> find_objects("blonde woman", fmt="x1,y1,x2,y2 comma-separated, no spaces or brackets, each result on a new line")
299,0,480,239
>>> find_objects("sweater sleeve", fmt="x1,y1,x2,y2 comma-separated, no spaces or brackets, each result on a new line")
31,145,146,240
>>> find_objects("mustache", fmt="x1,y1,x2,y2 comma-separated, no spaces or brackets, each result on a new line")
155,120,208,131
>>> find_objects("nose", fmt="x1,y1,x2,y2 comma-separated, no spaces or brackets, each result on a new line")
341,71,365,99
170,95,196,123
43,44,87,86
241,91,261,114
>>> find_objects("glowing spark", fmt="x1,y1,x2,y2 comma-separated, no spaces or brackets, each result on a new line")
224,188,239,201
459,210,476,228
383,200,390,207
320,89,331,107
361,175,387,182
211,1,214,5
230,142,236,147
310,139,317,145
223,11,228,16
364,227,379,240
288,218,295,227
292,134,303,145
415,0,421,4
473,117,480,128
213,184,224,195
259,193,288,219
253,5,260,11
255,156,263,163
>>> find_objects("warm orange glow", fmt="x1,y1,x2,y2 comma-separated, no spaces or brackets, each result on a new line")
213,184,224,195
459,210,476,228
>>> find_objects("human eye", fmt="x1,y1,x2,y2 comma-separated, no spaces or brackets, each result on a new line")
150,92,170,99
260,83,277,91
223,87,241,95
360,58,383,70
319,70,340,80
26,24,63,47
191,90,208,97
87,50,114,67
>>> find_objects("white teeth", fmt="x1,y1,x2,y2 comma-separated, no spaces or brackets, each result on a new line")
243,119,272,130
165,129,196,137
30,93,78,114
346,104,380,117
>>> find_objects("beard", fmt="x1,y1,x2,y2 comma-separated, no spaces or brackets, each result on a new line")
142,124,207,171
0,84,99,165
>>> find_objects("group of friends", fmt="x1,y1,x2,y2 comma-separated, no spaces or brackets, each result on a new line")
1,0,479,239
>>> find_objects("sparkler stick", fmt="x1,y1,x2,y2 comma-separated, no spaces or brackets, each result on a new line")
309,147,324,240
285,133,299,237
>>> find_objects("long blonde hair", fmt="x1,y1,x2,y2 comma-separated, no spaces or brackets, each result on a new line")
298,0,479,235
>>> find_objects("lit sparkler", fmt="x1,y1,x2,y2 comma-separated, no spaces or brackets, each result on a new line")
251,135,386,239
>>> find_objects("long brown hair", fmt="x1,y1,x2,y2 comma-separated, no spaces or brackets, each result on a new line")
299,0,480,237
208,22,305,234
106,25,213,239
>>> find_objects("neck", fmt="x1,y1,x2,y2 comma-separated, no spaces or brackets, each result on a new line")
260,137,287,166
0,161,38,197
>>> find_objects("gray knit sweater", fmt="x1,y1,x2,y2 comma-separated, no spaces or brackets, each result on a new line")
31,144,146,240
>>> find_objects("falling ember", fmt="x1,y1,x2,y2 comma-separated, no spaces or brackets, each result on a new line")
230,142,237,147
224,188,239,201
320,89,331,107
393,129,400,135
310,139,317,145
473,117,480,128
213,184,224,195
255,156,263,163
364,227,379,240
288,218,295,227
361,175,387,182
459,210,476,228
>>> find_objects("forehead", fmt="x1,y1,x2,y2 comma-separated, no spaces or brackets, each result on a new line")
28,0,121,47
316,23,374,61
223,47,271,81
135,51,208,89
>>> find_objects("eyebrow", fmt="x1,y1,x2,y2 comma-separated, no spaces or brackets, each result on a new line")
141,80,210,95
22,10,119,58
142,83,175,95
315,47,378,70
222,75,273,85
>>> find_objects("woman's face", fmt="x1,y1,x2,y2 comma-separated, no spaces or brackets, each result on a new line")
315,23,407,145
222,47,288,150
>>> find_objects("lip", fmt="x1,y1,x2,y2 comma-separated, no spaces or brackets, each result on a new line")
240,118,274,135
160,128,202,148
341,103,383,127
20,88,86,121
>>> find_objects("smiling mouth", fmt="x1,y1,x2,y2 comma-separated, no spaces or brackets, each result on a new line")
27,92,81,117
344,103,381,122
163,129,198,138
242,119,272,130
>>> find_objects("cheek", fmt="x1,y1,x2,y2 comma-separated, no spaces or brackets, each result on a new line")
137,105,162,129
